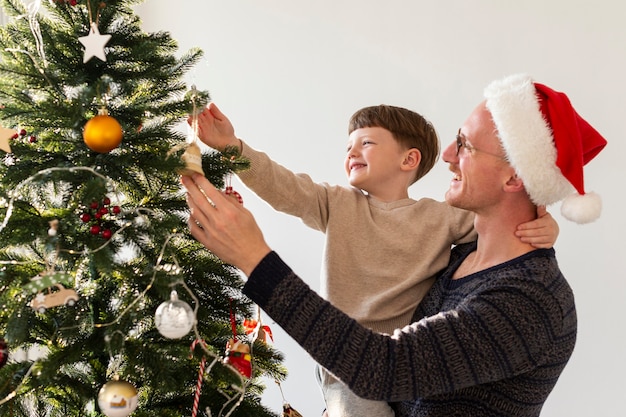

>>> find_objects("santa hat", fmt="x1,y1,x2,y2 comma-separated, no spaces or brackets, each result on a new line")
484,74,607,224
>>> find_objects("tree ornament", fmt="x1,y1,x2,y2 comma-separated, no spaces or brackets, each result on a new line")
30,284,79,313
79,195,120,240
48,219,59,237
0,338,8,369
154,290,195,339
25,272,79,314
224,301,252,378
0,126,15,153
189,339,208,417
177,85,210,176
224,339,252,378
225,185,243,204
97,376,139,417
54,0,79,5
243,318,273,343
80,197,122,240
180,142,204,176
78,22,112,63
83,108,123,153
184,85,210,116
277,381,304,417
283,403,304,417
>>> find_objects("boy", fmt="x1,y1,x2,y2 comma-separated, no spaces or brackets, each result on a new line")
190,103,558,416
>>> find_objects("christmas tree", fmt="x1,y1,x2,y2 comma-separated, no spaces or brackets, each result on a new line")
0,0,286,416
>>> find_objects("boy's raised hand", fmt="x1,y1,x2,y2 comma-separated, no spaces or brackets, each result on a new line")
515,205,560,249
189,102,241,152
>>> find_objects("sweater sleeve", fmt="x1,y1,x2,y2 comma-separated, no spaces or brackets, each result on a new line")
236,140,334,231
448,204,478,245
243,251,568,402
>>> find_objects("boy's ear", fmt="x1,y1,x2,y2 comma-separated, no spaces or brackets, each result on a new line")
402,148,421,171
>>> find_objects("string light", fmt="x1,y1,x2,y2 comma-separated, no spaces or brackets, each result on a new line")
0,164,252,414
0,361,36,405
0,166,114,233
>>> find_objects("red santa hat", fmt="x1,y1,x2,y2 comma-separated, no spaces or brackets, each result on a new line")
484,74,607,224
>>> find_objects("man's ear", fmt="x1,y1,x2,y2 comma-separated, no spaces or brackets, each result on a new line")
402,148,421,171
504,172,525,193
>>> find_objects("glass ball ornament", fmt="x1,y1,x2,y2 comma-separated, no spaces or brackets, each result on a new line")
154,290,195,339
97,377,138,417
83,108,123,153
184,85,210,116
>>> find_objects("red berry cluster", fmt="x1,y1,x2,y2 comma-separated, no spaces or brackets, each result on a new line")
79,197,121,240
53,0,79,5
11,128,37,143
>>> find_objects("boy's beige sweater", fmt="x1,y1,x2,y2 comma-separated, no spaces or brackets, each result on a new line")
238,141,476,334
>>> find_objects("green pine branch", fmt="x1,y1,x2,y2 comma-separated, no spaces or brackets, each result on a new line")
0,1,286,416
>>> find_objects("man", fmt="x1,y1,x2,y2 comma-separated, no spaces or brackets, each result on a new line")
183,74,606,416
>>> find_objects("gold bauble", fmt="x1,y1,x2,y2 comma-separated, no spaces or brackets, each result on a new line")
83,110,123,153
97,378,138,417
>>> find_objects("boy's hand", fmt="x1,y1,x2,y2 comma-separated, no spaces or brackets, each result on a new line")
515,206,560,249
188,102,241,152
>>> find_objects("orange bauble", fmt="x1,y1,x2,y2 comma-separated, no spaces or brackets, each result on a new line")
83,110,123,153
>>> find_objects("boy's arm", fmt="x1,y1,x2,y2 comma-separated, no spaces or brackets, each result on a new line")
515,206,559,249
190,105,335,231
189,102,242,152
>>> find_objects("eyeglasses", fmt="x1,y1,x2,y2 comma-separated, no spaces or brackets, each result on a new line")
455,129,507,160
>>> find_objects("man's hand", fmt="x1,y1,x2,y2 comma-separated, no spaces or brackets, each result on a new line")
182,173,271,275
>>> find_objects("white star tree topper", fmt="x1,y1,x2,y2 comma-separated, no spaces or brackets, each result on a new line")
78,22,112,63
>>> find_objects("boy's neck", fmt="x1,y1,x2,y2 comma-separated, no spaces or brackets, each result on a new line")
366,189,411,203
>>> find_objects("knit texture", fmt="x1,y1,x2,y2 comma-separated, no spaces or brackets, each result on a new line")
238,141,476,333
244,243,576,417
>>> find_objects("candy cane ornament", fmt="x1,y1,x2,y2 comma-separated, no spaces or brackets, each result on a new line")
224,186,243,204
190,339,208,417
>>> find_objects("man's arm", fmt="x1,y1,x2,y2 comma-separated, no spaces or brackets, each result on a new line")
183,175,562,401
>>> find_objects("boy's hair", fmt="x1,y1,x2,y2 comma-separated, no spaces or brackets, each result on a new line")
348,105,439,184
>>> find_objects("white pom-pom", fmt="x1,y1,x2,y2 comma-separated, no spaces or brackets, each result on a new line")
560,191,602,224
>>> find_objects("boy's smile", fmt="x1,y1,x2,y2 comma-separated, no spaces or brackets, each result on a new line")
345,127,412,201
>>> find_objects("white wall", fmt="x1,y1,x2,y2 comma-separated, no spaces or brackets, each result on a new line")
137,1,625,415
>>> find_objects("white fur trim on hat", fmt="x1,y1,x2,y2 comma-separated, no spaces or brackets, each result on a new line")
484,74,575,207
561,191,602,224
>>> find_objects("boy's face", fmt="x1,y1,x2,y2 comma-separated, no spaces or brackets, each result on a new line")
345,127,409,198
